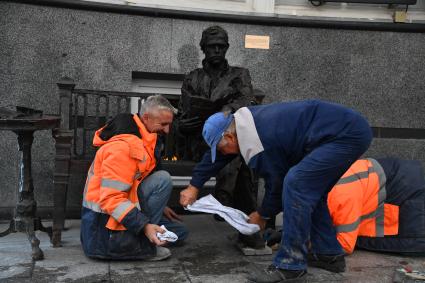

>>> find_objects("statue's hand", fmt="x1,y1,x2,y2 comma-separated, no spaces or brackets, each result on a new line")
178,116,203,134
211,86,235,103
222,86,236,99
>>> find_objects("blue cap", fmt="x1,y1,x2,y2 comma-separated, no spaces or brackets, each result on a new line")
202,112,233,163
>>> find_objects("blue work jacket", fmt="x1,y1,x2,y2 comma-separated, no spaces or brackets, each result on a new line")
190,100,369,217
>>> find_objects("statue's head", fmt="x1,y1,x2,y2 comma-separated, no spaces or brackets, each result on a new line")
199,26,229,66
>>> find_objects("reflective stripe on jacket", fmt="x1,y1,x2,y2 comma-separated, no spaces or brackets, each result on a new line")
328,158,399,254
82,114,157,231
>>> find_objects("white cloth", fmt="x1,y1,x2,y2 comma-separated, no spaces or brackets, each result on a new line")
156,225,178,242
186,194,260,235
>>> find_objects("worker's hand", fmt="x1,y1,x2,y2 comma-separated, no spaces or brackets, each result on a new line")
163,206,183,222
143,223,167,246
248,211,267,231
180,185,199,207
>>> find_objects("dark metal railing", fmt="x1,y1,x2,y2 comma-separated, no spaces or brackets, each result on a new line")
68,88,179,159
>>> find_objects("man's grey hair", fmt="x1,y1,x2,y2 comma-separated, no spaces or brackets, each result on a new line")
139,95,177,116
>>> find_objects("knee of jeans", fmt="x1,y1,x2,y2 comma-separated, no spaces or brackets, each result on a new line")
283,169,314,209
284,168,298,193
153,170,173,193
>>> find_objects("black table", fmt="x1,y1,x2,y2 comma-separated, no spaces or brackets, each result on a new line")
0,116,60,260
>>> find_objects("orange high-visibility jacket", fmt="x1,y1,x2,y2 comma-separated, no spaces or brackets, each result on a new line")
82,114,157,231
327,158,399,254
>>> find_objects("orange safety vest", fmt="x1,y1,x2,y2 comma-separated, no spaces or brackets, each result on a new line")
327,158,399,254
82,114,157,231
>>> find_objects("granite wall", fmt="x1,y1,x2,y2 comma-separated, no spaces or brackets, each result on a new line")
0,1,424,218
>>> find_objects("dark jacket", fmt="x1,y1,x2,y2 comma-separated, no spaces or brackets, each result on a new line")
190,100,372,217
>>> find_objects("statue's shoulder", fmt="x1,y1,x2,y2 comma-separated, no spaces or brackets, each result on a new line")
185,68,204,78
183,68,208,88
229,65,248,71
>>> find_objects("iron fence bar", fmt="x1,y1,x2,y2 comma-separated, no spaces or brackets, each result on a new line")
73,89,156,97
95,95,100,129
105,95,110,120
72,94,79,157
138,98,142,113
82,94,88,157
73,89,179,101
125,97,131,113
99,94,107,128
115,95,120,116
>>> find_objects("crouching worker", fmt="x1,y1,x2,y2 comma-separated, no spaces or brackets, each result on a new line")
180,100,372,282
266,157,425,257
81,95,188,261
328,157,425,255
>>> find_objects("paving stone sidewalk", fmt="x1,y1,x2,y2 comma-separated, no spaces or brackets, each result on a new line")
1,214,424,282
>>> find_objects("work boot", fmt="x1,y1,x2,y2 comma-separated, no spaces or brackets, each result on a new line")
239,232,266,249
146,246,171,261
247,264,307,283
307,253,346,273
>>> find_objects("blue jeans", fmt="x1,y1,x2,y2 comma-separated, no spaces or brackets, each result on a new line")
274,116,372,270
137,170,188,241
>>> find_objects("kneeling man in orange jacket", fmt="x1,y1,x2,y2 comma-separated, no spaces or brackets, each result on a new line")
81,95,188,261
328,157,425,255
267,158,425,256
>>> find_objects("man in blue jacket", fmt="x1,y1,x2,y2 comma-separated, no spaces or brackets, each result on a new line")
180,100,372,282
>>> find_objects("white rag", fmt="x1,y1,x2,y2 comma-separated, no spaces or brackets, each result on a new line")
186,194,260,235
156,225,178,242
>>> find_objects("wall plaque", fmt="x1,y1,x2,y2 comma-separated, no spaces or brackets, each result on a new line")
245,35,270,50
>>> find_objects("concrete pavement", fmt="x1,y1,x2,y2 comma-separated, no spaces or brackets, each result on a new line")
1,214,424,282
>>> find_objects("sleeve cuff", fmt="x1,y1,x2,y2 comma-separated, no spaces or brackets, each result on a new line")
257,206,279,219
257,207,271,219
189,179,203,189
120,207,150,235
